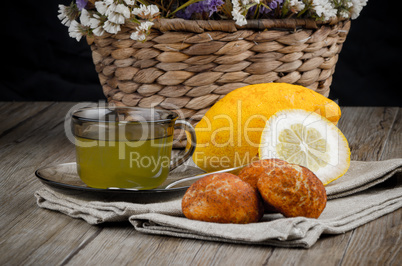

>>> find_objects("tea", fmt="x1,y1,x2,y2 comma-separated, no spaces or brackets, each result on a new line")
75,135,173,189
71,107,196,189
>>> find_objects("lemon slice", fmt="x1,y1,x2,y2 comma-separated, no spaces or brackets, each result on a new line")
259,109,350,185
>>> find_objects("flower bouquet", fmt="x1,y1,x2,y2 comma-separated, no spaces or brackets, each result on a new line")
58,0,368,125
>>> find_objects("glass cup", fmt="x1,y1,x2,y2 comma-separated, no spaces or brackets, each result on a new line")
71,106,196,190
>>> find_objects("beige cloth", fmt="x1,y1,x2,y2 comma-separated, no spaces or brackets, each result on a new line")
35,159,402,248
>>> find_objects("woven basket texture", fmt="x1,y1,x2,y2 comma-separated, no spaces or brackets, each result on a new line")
90,18,350,134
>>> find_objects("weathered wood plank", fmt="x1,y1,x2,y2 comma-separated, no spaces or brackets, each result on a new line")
340,211,402,266
0,102,98,265
381,108,402,160
66,228,209,265
337,107,399,161
0,102,54,136
1,208,101,265
1,104,401,266
340,108,402,266
66,225,278,265
264,234,351,265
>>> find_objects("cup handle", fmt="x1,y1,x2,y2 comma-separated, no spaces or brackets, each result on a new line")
170,120,196,171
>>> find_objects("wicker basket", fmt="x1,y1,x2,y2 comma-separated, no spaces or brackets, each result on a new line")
89,18,350,146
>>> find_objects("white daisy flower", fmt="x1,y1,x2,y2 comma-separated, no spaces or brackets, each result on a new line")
312,0,337,21
130,31,147,41
232,9,247,26
58,5,70,26
289,0,305,13
104,0,115,5
89,14,101,29
93,27,105,36
132,5,160,19
232,0,241,8
350,0,368,19
68,20,84,41
95,1,109,15
108,12,126,24
130,21,154,41
124,0,135,5
103,20,121,34
339,10,350,19
58,4,78,27
139,21,154,31
107,4,131,24
89,14,105,36
94,1,132,35
231,0,248,26
80,9,91,27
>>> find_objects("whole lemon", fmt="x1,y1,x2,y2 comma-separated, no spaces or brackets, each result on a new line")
192,83,341,172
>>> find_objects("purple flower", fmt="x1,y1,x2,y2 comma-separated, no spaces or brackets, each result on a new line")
268,0,284,10
76,0,88,11
206,0,225,16
176,0,224,19
248,0,284,16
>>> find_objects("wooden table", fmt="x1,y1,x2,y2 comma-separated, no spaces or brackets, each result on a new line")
1,102,401,265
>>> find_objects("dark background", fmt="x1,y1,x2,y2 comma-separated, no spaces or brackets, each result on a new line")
2,0,401,106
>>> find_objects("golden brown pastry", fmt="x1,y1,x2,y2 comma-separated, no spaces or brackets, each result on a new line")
238,159,288,189
182,173,264,224
238,159,287,213
257,163,327,218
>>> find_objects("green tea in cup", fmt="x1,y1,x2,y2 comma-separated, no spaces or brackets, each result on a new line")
71,107,195,189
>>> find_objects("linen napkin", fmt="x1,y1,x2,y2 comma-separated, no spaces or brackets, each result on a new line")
35,159,402,248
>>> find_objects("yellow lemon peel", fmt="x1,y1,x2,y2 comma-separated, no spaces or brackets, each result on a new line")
192,83,341,172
